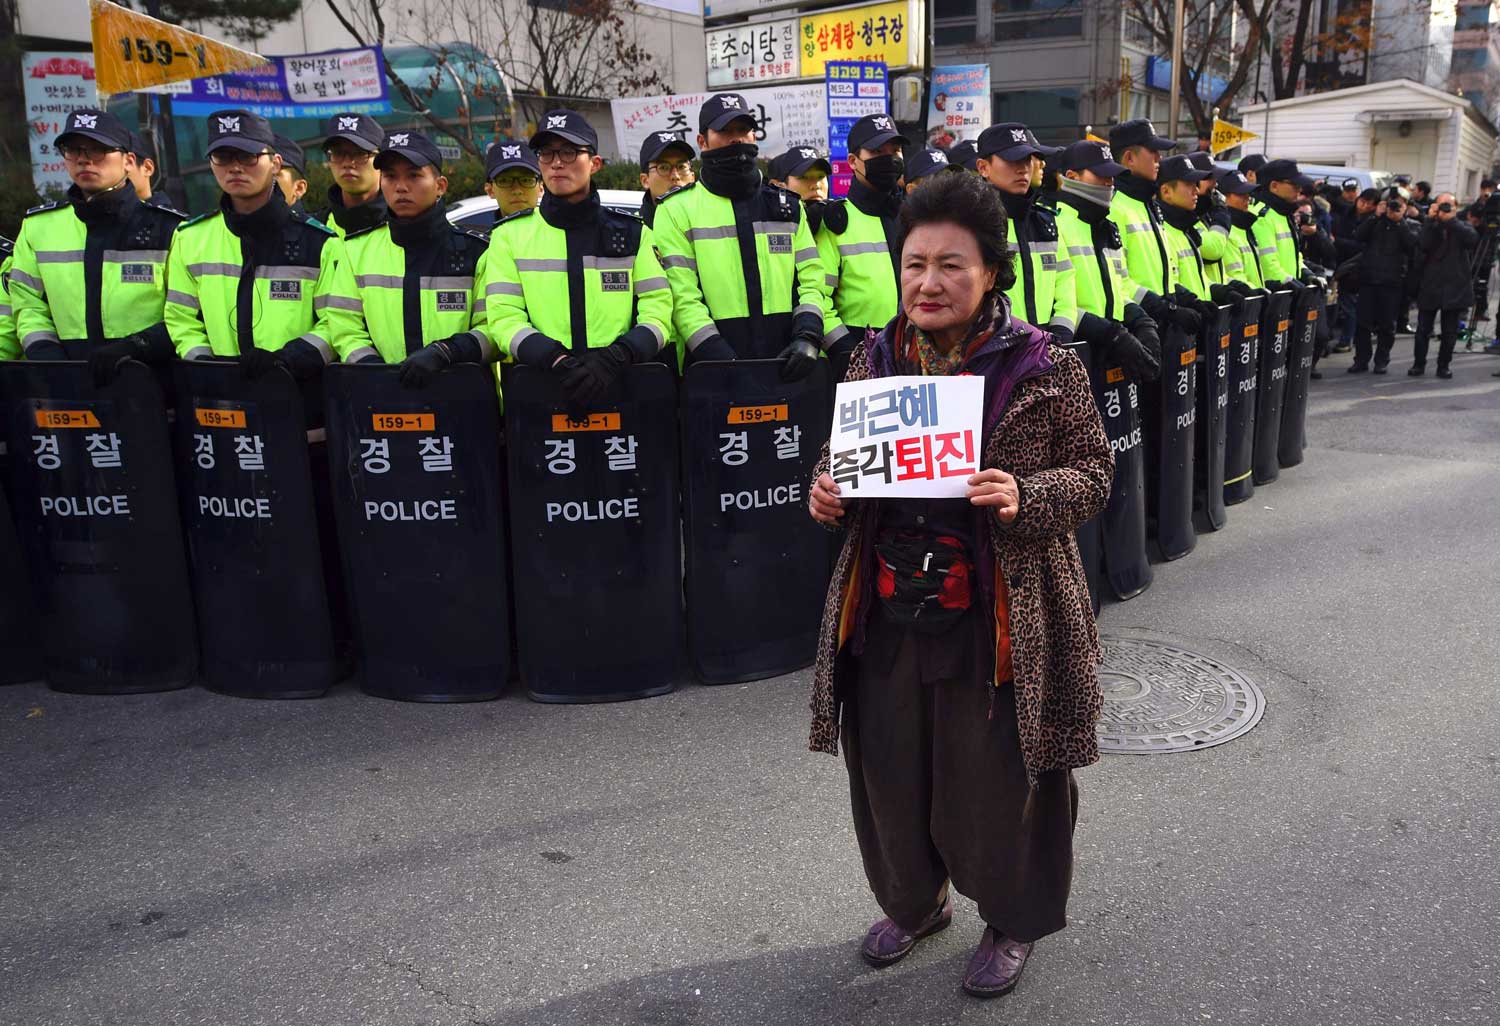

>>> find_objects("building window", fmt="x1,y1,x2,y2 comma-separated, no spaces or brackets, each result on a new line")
1456,3,1492,31
936,0,978,42
992,87,1081,144
993,0,1083,41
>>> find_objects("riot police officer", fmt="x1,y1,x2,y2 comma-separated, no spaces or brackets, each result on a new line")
273,134,311,217
1186,151,1233,285
1156,155,1215,304
315,112,388,238
652,92,833,378
901,147,957,193
639,132,696,228
165,109,361,375
333,131,494,385
1250,159,1312,288
1217,170,1263,287
484,141,543,222
7,109,183,383
815,113,904,374
975,121,1077,340
125,131,171,208
768,147,831,232
1054,140,1160,380
479,109,672,411
0,235,15,360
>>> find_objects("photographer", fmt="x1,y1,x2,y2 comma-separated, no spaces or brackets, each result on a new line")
1408,193,1477,378
1295,200,1337,269
1350,192,1417,373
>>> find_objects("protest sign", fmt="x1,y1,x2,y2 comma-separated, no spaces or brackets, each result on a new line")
829,375,983,497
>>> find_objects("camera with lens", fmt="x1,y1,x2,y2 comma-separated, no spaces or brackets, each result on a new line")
1295,211,1316,227
1436,201,1454,213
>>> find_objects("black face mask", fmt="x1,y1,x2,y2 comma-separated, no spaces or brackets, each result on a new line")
862,153,905,192
700,142,761,198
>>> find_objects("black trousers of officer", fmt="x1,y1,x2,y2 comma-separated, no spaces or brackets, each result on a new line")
1412,307,1462,372
1354,286,1400,369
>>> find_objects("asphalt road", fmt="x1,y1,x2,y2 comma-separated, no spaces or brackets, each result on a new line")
3,344,1498,1026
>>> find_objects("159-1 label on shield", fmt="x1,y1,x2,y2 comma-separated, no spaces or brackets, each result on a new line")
551,413,621,432
372,413,436,432
34,409,101,429
726,404,788,424
194,407,247,429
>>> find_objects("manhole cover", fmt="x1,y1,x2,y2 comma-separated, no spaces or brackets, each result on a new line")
1096,636,1265,754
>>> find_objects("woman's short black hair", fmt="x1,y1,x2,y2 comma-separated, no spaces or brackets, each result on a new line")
897,172,1016,294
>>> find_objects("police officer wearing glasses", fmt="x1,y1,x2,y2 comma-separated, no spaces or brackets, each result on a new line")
638,131,696,228
6,108,183,384
484,141,543,221
316,113,388,238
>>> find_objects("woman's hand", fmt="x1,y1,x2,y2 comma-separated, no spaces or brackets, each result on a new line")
967,469,1020,523
809,472,848,526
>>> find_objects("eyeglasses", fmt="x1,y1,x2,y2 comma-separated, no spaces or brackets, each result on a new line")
650,161,692,177
58,143,121,162
492,174,541,189
209,149,271,167
324,147,375,166
535,146,589,166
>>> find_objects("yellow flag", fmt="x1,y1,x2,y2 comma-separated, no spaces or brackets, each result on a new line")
90,0,269,97
1086,132,1108,144
1210,117,1259,156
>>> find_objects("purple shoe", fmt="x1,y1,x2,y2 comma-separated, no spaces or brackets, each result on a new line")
961,927,1032,998
860,897,953,967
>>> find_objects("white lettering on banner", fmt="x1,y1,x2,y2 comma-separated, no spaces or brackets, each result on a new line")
612,84,827,162
705,19,799,88
199,495,273,520
40,495,131,517
719,483,803,512
544,498,641,523
829,375,982,498
22,52,99,193
364,499,459,522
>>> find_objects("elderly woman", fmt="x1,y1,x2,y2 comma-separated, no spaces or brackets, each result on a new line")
807,173,1111,999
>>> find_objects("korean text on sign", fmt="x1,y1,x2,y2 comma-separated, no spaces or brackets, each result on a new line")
828,375,982,498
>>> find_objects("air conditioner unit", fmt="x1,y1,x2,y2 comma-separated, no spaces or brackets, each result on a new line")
892,75,922,123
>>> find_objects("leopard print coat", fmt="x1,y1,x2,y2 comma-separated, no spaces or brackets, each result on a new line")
809,337,1113,784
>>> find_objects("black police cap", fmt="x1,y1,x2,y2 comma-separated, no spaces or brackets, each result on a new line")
1061,140,1124,177
486,140,540,179
769,147,832,181
847,114,904,155
1259,158,1314,188
947,139,978,172
1158,154,1212,185
904,147,956,182
375,130,444,172
1216,170,1256,195
205,109,276,155
1108,118,1174,153
55,109,132,152
1238,153,1268,174
640,130,695,172
978,122,1046,161
323,113,386,152
699,93,757,134
273,134,306,176
530,109,598,150
127,130,156,164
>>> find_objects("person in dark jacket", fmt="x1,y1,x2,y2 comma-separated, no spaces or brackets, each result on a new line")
1409,193,1478,378
1329,188,1378,352
1295,200,1337,268
1350,193,1418,373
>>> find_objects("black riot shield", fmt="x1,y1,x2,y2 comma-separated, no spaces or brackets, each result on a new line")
1088,350,1151,601
1193,305,1232,532
504,363,682,702
1253,288,1295,485
172,361,335,698
1152,323,1198,561
1223,294,1262,506
681,359,831,683
1278,285,1323,469
325,364,510,701
0,466,42,684
0,361,196,693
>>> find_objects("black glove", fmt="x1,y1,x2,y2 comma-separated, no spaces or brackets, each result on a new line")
692,334,738,363
238,347,284,380
351,349,385,364
1168,301,1201,334
777,336,820,382
553,354,603,419
1074,312,1115,346
1124,309,1162,381
398,340,452,389
1209,283,1244,315
579,341,633,395
1106,322,1161,383
87,337,146,386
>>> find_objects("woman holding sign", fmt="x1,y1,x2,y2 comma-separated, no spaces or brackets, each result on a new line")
807,173,1112,1000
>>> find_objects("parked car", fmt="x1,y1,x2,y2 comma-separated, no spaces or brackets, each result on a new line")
445,189,645,233
1212,160,1395,192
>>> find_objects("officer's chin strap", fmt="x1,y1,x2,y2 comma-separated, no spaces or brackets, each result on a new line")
80,176,134,204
